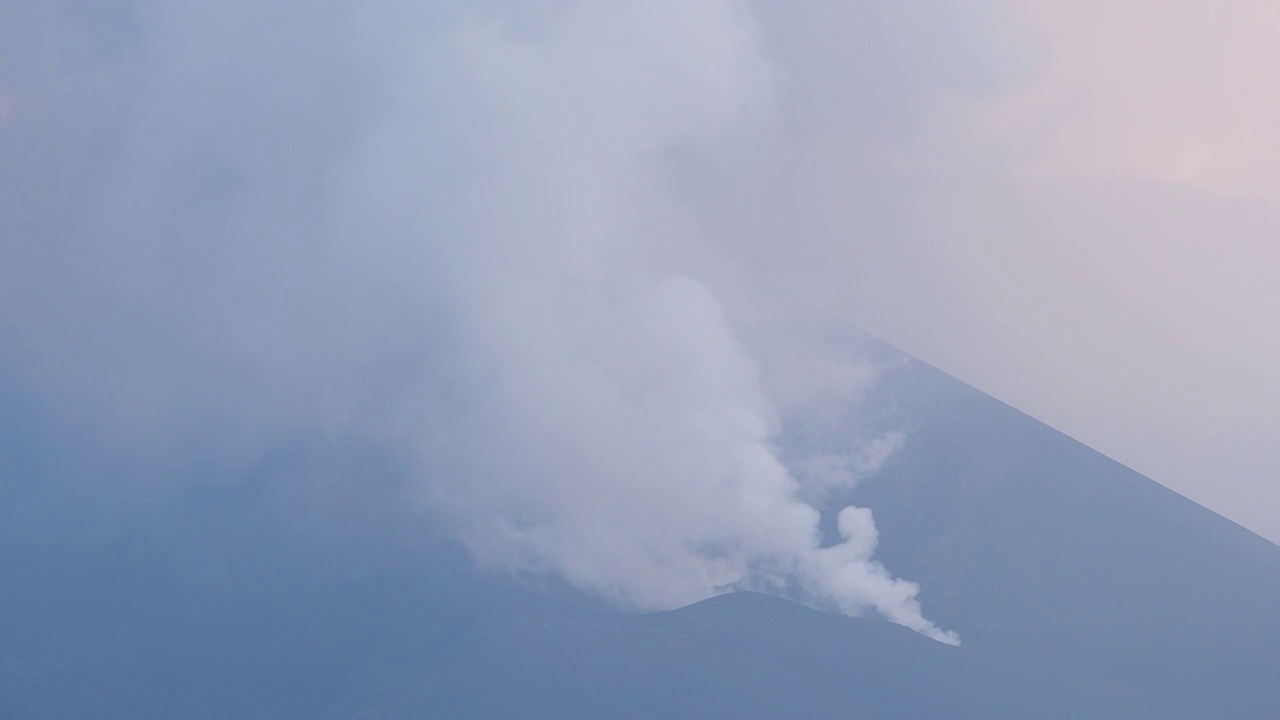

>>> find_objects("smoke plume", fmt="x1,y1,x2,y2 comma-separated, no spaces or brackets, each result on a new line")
1,1,958,643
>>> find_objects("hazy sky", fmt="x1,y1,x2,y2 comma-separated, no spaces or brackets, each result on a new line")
1,1,1276,644
772,1,1280,543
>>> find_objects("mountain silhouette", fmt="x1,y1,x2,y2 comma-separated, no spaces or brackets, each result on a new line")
3,333,1278,718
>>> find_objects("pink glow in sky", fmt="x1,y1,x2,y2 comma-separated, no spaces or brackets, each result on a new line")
781,1,1280,542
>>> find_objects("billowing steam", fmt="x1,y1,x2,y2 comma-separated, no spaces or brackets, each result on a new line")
1,1,957,643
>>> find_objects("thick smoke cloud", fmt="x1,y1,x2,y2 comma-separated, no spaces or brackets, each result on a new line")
1,2,961,643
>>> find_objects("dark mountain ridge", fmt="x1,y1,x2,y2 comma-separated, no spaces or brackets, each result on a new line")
3,331,1279,717
851,346,1280,717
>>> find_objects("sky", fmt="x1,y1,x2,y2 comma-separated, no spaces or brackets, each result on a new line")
771,1,1280,543
1,0,1277,644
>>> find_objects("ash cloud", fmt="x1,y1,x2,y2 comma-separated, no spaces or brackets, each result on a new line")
1,1,959,643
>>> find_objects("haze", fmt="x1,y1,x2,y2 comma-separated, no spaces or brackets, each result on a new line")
744,1,1280,543
2,0,1276,644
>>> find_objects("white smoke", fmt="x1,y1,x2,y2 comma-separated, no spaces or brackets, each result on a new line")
1,1,957,643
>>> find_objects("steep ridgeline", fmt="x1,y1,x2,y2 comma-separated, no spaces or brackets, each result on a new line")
849,337,1280,718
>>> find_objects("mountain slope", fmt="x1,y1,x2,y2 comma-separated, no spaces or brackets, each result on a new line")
4,331,1280,717
849,340,1280,717
350,592,1203,720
